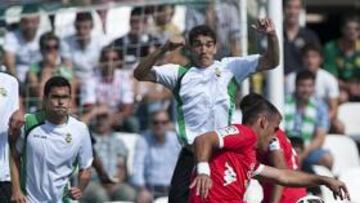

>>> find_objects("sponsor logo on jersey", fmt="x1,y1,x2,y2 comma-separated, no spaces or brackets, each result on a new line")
0,87,7,97
217,126,239,138
65,133,72,143
224,162,237,186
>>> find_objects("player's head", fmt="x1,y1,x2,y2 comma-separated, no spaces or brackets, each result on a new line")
284,0,302,26
341,15,360,42
43,76,72,120
75,12,93,40
99,46,123,76
150,110,171,138
295,70,315,102
240,94,282,151
301,43,323,73
188,25,217,68
130,7,148,35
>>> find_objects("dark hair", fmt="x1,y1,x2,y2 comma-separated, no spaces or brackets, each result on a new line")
100,45,123,62
131,6,145,17
295,70,315,85
75,12,93,23
301,43,322,57
283,0,303,8
188,25,217,45
342,15,360,28
240,94,281,124
39,32,59,51
44,76,71,97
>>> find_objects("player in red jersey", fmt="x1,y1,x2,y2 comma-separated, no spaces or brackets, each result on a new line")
241,93,307,203
189,95,350,203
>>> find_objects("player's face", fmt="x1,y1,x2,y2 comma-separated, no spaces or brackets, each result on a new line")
45,87,71,118
296,79,315,101
190,35,217,68
284,0,301,25
303,50,322,72
258,115,281,152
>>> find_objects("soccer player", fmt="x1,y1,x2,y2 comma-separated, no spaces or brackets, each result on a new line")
189,97,350,203
9,76,93,203
240,93,306,203
134,17,279,202
0,72,20,203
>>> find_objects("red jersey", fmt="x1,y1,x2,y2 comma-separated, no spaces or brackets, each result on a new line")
189,124,264,203
257,130,307,203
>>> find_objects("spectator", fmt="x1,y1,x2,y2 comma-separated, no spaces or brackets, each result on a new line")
323,16,360,102
185,0,241,58
286,43,344,134
81,46,138,132
283,0,320,75
60,11,104,84
82,112,136,203
132,110,181,203
26,32,76,112
3,6,42,83
112,7,158,67
284,70,333,170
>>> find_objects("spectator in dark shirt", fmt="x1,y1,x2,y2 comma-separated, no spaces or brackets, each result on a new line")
283,0,320,75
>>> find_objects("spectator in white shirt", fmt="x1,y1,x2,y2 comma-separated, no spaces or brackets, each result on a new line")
81,46,138,132
60,12,104,84
3,7,42,83
286,43,344,134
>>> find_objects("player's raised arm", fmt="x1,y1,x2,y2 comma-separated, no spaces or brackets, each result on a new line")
133,36,185,82
255,165,351,201
252,18,280,72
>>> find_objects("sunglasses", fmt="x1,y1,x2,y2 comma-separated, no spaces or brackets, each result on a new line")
152,120,169,125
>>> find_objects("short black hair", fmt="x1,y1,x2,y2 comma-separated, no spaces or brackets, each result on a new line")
240,94,281,124
44,76,71,97
341,15,360,28
39,32,59,51
131,6,145,17
301,43,322,57
100,45,123,62
188,25,217,45
295,70,315,85
75,12,93,23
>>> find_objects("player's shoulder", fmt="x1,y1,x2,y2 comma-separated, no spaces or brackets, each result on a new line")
0,71,19,85
68,115,89,131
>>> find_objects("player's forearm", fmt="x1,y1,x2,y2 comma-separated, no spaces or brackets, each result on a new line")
269,185,283,203
9,147,22,192
277,169,327,187
133,46,168,81
194,132,219,163
263,33,280,70
77,168,91,192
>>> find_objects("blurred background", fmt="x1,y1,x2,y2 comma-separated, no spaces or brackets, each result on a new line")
0,0,359,202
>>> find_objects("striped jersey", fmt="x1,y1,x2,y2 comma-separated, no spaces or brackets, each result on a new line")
16,111,93,203
152,55,260,145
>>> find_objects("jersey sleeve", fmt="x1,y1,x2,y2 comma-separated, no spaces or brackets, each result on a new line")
152,64,180,90
215,125,256,152
222,54,260,84
78,126,94,169
15,127,26,154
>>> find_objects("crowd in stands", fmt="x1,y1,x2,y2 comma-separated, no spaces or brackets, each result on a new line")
0,0,359,202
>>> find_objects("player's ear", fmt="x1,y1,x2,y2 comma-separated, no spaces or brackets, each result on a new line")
259,116,267,129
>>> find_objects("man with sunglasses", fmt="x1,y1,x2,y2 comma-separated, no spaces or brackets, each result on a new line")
134,17,279,202
132,110,181,203
10,76,93,203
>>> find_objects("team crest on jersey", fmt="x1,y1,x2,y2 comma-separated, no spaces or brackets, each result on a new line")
0,87,7,97
215,67,221,77
217,126,239,138
224,162,237,186
65,133,72,143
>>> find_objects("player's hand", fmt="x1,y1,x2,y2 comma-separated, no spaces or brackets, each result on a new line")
69,187,83,200
8,109,24,143
251,17,276,36
324,177,351,201
163,35,185,52
10,190,27,203
189,174,212,199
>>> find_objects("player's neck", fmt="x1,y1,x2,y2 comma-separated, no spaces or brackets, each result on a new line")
45,112,68,125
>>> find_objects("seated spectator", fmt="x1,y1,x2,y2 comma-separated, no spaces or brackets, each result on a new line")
283,0,320,75
3,6,42,83
284,70,333,170
132,110,181,203
323,15,360,102
82,111,136,203
60,11,104,84
26,32,76,112
286,43,344,134
81,46,139,132
112,6,159,67
185,0,241,58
